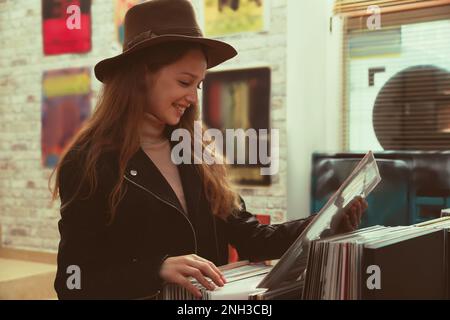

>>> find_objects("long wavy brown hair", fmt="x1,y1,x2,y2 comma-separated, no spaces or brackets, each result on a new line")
49,42,241,224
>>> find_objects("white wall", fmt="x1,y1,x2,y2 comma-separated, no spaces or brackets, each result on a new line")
286,0,343,220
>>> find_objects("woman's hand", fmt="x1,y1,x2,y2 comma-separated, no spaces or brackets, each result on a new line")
336,196,368,233
159,254,227,298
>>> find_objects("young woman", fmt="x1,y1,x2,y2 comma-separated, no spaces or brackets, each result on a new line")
51,0,367,300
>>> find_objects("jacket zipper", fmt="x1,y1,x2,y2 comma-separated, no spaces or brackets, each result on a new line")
123,175,198,254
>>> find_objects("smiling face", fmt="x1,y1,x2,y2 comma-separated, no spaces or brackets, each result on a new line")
145,48,207,126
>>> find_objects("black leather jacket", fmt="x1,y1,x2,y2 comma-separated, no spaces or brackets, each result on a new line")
54,146,314,299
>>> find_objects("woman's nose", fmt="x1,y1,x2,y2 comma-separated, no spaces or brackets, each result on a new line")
185,91,198,105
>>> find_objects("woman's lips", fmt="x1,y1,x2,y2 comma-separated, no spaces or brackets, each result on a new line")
172,103,186,116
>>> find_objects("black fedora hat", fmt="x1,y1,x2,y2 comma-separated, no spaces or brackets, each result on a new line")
94,0,238,83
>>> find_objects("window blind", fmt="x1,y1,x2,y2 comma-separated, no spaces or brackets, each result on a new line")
334,0,450,17
337,2,450,151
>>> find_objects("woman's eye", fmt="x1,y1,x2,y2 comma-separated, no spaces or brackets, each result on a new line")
179,80,202,90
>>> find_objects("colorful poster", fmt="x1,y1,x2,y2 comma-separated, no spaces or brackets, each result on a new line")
203,67,271,186
115,0,195,45
42,0,92,55
42,68,91,168
115,0,146,46
204,0,267,37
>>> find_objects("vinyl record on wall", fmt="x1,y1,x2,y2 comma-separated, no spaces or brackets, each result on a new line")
372,65,450,150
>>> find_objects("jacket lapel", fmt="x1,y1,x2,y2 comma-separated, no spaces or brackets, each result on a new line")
178,162,202,221
124,147,186,215
124,147,202,220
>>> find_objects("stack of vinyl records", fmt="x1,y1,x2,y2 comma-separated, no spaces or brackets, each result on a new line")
162,261,272,300
161,259,305,300
415,216,450,229
249,279,305,300
303,217,450,300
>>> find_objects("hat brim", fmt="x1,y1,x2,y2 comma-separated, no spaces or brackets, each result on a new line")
94,35,237,83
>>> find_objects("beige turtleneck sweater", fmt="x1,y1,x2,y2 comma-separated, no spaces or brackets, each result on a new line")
139,112,189,216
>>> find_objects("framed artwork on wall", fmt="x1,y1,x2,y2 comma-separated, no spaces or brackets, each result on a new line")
202,67,272,186
115,0,197,45
203,0,270,37
41,68,91,168
42,0,92,55
115,0,147,46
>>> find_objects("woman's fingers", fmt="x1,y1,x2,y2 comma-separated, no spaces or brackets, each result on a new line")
353,200,362,227
189,255,225,285
192,255,227,283
342,214,354,232
347,197,367,228
181,266,216,291
361,197,369,210
187,259,225,287
346,204,357,228
176,274,202,299
159,254,229,299
356,197,368,224
336,197,369,234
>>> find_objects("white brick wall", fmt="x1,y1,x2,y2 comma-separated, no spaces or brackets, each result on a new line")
0,0,289,252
